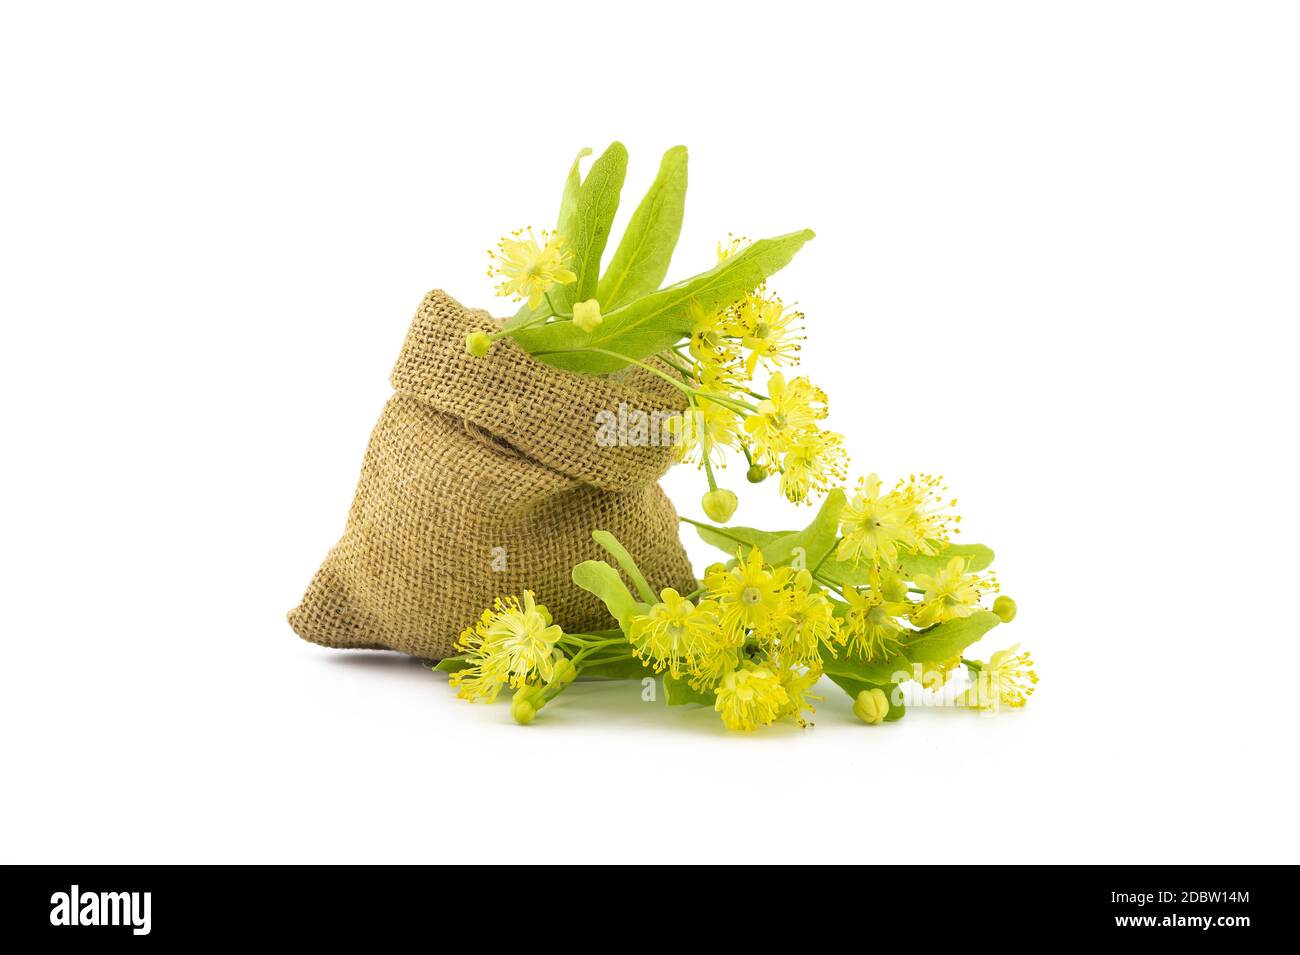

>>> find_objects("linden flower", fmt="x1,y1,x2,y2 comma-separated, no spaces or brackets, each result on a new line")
776,570,841,667
628,589,725,678
447,653,510,704
716,234,750,262
689,646,742,692
892,474,960,554
911,556,996,628
836,473,916,567
450,591,563,702
731,295,803,377
686,301,742,369
688,304,725,364
776,663,824,728
779,429,848,503
918,654,963,692
962,644,1039,710
669,396,744,469
743,373,830,466
713,660,789,731
703,547,794,640
841,586,909,663
488,228,576,309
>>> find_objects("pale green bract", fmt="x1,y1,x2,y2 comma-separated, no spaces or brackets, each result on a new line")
570,559,643,631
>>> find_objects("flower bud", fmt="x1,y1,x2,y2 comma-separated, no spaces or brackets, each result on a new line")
550,657,577,686
881,575,908,602
511,696,537,725
701,488,738,523
572,299,603,332
465,331,492,357
511,685,545,725
993,595,1017,624
852,688,889,725
746,465,768,484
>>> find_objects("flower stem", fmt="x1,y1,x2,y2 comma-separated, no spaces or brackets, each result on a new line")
528,346,757,412
544,291,573,319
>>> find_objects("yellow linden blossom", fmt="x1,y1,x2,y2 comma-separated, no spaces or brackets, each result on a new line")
669,395,744,469
714,660,789,731
962,644,1039,710
779,429,848,504
716,234,750,262
450,591,562,702
447,652,509,704
689,646,742,692
911,556,996,628
488,228,576,309
730,295,803,377
892,474,960,554
703,547,794,640
835,473,916,567
743,373,830,467
776,663,823,728
687,301,739,368
627,589,726,678
841,586,909,663
918,654,963,692
776,570,840,667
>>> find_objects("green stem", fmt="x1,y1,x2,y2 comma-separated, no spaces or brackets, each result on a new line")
695,396,720,493
659,351,698,382
570,641,630,666
533,347,690,392
812,572,848,597
544,291,573,319
579,651,638,668
528,346,757,413
679,514,739,535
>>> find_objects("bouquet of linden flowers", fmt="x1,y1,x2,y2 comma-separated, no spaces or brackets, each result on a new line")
438,478,1034,730
436,143,1035,730
464,142,837,523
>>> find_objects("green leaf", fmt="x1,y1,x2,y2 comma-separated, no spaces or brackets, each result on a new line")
762,488,846,569
902,610,1001,664
597,146,688,310
689,491,842,573
591,530,657,604
691,521,793,559
571,560,641,630
578,656,651,680
513,229,815,374
818,543,996,588
900,543,995,576
433,655,470,674
819,642,914,686
663,673,717,706
825,673,907,722
554,142,627,312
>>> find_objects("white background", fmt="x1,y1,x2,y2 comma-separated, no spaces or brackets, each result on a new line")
2,1,1297,864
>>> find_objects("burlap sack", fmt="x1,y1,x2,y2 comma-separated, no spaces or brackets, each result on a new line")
288,289,696,659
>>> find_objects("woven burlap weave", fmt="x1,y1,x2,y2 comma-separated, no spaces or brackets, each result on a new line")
288,289,696,659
